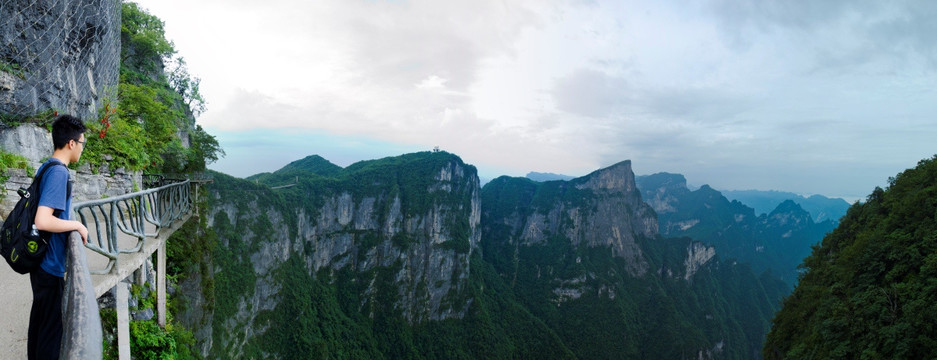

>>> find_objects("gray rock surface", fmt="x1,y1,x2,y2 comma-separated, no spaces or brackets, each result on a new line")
507,160,659,276
0,0,120,120
0,124,50,163
1,123,143,217
188,158,481,357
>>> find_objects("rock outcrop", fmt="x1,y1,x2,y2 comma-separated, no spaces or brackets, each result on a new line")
635,171,835,285
484,160,658,276
0,0,120,120
0,124,50,163
193,153,480,357
684,242,716,281
1,125,141,216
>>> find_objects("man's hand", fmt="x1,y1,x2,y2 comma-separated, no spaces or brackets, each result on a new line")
76,222,88,244
36,206,89,244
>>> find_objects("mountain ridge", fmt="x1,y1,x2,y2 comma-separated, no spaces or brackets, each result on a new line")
636,172,836,285
167,152,790,359
720,189,851,223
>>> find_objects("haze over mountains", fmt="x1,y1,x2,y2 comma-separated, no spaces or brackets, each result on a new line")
528,172,851,225
634,173,836,286
720,190,851,224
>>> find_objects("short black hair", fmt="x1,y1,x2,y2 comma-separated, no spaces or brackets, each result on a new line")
51,114,87,150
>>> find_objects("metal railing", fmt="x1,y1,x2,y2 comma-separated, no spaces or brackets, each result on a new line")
64,178,198,358
72,180,193,274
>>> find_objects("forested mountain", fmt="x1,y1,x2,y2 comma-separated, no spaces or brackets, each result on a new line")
764,155,937,359
173,151,574,358
246,155,344,183
168,153,790,359
482,162,787,359
635,173,836,286
720,190,851,224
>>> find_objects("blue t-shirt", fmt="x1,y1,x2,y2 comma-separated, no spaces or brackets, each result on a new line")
35,159,72,278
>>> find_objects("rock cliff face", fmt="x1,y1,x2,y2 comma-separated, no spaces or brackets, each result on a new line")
684,242,716,281
481,161,785,359
636,172,689,215
0,124,50,163
193,153,480,357
0,124,141,216
0,0,120,119
635,172,835,285
484,160,657,276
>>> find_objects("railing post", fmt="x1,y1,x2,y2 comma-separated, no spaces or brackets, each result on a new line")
136,260,147,287
116,281,131,360
194,182,199,218
157,238,167,327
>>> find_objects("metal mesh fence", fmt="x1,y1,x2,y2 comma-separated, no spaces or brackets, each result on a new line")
0,0,120,122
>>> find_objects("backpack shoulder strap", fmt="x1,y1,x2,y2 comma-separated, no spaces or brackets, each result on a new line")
32,160,67,188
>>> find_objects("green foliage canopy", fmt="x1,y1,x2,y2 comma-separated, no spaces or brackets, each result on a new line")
765,155,937,359
82,1,223,174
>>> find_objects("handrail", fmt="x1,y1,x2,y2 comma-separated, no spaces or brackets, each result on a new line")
64,177,200,359
72,180,193,274
61,231,103,359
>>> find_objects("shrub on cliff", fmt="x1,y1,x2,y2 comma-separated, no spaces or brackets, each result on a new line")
81,2,222,174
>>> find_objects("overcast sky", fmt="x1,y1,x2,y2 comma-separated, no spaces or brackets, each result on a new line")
133,0,936,201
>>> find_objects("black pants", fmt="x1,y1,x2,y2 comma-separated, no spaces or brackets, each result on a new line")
28,268,64,360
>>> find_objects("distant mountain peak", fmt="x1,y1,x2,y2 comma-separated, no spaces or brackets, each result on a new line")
576,160,637,192
279,154,343,177
721,189,851,223
635,172,688,191
525,171,575,182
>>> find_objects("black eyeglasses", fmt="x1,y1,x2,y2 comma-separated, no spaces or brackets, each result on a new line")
74,139,86,146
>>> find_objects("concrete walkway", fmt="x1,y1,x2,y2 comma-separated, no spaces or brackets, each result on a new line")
1,244,110,359
0,262,31,358
1,217,184,358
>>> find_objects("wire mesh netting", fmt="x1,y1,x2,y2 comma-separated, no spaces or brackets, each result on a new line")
0,0,120,122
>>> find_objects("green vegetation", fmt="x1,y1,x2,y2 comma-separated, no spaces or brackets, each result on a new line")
765,155,937,359
481,175,788,359
80,2,222,173
0,150,32,189
635,173,835,286
95,3,222,359
100,282,199,360
0,59,26,79
183,153,581,359
0,108,58,128
171,152,789,359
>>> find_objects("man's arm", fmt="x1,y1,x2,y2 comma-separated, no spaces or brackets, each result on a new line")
35,206,88,244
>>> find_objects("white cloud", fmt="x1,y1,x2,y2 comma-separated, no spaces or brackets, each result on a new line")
416,75,447,89
134,0,937,199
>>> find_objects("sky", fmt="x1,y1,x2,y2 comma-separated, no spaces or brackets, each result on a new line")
132,0,937,201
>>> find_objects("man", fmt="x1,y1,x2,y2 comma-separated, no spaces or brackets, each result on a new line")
28,114,89,360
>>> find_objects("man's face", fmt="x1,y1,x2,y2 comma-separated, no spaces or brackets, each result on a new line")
72,134,86,162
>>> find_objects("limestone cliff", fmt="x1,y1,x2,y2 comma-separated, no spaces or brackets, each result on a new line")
0,0,120,120
187,152,480,358
0,123,141,216
481,161,786,359
483,160,658,277
635,172,835,285
683,242,716,281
